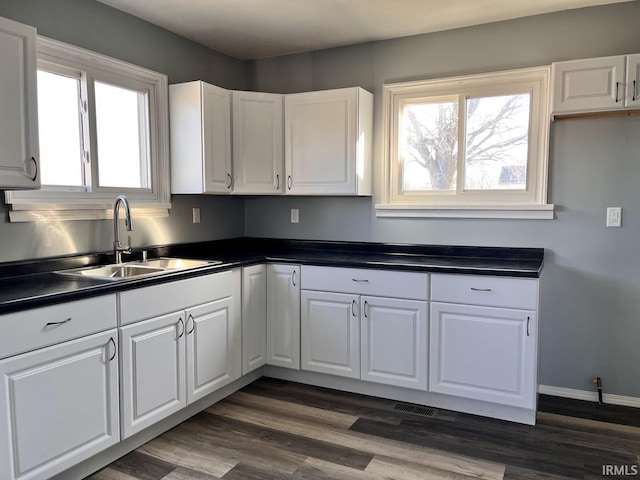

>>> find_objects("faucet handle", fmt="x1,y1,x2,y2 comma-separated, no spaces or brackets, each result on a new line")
125,235,133,254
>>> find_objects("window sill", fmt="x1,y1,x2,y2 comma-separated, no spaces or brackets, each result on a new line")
375,204,554,219
8,205,170,223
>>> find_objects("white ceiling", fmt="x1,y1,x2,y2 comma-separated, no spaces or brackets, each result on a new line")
97,0,632,60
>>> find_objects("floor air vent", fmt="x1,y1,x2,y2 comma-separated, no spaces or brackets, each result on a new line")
393,403,437,417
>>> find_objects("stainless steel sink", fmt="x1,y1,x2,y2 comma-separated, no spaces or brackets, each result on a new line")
134,258,220,269
56,264,166,281
56,257,221,281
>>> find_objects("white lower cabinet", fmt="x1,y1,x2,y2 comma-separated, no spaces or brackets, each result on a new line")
301,291,427,387
119,312,186,439
301,290,360,378
429,275,538,409
266,264,301,369
0,329,119,480
361,296,427,390
119,270,241,439
299,266,429,389
186,295,241,404
242,264,267,375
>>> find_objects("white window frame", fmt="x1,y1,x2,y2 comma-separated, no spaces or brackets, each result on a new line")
376,66,554,219
5,36,171,222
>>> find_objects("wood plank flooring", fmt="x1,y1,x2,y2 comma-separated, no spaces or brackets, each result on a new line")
87,378,640,479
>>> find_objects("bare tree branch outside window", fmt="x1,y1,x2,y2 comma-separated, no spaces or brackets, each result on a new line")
400,93,531,192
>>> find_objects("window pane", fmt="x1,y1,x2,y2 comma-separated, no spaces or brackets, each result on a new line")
400,100,458,191
95,81,149,188
37,70,84,187
464,94,530,190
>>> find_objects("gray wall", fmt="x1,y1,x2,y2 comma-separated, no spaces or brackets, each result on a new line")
0,0,246,262
245,3,640,397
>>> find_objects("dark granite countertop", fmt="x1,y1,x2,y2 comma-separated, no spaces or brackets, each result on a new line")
0,237,544,315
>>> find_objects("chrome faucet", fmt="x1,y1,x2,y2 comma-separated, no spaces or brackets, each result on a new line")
113,195,133,264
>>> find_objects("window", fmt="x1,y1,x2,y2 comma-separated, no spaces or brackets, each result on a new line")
5,37,170,222
378,67,553,219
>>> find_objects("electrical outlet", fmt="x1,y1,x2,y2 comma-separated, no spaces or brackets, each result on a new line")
291,208,299,224
606,207,621,227
192,207,201,224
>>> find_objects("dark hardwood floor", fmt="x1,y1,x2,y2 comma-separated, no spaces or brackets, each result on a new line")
88,378,640,479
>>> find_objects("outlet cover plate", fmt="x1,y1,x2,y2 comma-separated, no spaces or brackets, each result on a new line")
606,207,621,227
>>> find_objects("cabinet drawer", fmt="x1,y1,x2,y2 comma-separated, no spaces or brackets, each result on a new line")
120,271,237,325
0,295,117,360
301,265,428,300
431,274,538,310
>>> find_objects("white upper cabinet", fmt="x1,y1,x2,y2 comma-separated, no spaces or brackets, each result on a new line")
626,54,640,108
170,82,372,196
170,81,232,194
552,54,640,115
0,16,40,189
284,87,373,195
232,91,284,194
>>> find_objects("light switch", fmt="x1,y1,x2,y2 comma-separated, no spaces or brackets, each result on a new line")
291,208,299,224
192,207,201,224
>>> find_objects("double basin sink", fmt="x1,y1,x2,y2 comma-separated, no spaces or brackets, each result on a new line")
57,258,221,281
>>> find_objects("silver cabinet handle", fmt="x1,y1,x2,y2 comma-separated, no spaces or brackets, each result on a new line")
177,318,184,338
351,299,356,317
276,174,280,190
364,300,369,318
634,80,638,102
291,269,297,287
45,317,71,327
470,287,492,292
287,175,292,190
615,81,621,103
352,279,369,283
226,173,232,189
108,337,116,362
186,314,195,334
527,316,530,337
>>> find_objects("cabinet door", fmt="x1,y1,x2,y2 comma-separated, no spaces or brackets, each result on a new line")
0,330,119,480
186,292,241,404
266,264,301,369
202,82,232,193
0,17,39,189
625,54,640,108
301,290,360,379
429,302,536,409
232,91,283,194
552,56,626,114
285,88,357,194
242,264,267,375
120,312,186,439
361,296,427,390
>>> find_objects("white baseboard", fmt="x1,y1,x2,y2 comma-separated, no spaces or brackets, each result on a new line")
265,366,536,425
538,384,640,408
